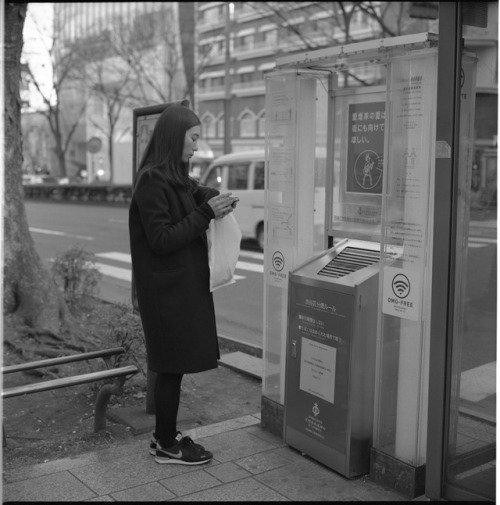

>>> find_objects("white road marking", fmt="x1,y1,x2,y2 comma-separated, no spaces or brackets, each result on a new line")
236,260,264,273
239,250,264,261
96,252,131,263
460,361,496,402
94,263,132,282
29,227,94,241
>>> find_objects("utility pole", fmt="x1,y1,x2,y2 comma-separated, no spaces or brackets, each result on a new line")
224,2,233,154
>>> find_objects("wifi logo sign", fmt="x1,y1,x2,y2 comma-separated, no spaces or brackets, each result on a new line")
272,251,285,272
392,273,410,299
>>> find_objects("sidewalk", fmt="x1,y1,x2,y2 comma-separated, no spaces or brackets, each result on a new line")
2,351,416,502
3,412,411,502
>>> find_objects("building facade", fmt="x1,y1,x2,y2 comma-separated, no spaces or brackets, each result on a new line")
194,1,435,158
41,2,496,190
52,2,193,183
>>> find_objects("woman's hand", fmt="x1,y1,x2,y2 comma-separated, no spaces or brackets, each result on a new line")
208,193,237,220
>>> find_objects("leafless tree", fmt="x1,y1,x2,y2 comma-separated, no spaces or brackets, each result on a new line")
246,2,431,85
22,8,89,178
85,57,138,183
108,2,211,110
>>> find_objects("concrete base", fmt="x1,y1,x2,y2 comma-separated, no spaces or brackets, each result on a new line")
370,448,426,498
260,395,284,439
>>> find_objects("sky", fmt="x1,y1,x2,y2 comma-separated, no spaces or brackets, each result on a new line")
22,3,54,109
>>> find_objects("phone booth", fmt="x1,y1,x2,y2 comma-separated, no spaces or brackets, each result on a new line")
262,33,477,480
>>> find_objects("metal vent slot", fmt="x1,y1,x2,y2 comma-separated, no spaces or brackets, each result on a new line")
318,247,380,278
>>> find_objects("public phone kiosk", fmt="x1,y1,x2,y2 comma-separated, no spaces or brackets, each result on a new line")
262,33,477,478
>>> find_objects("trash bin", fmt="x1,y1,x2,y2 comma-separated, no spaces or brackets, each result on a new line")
284,239,380,477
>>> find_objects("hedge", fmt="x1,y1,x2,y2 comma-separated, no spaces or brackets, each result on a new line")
23,184,133,206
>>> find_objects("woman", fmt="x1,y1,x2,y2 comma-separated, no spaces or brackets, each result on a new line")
129,103,237,465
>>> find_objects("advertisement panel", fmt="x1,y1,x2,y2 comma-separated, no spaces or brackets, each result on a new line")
346,102,385,195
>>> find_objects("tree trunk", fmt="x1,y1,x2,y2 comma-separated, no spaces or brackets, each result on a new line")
4,3,70,334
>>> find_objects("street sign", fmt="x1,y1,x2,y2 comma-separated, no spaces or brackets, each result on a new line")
86,137,102,154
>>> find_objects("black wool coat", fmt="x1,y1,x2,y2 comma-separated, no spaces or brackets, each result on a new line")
129,166,220,374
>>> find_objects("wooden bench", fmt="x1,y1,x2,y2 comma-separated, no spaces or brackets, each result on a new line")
2,347,139,442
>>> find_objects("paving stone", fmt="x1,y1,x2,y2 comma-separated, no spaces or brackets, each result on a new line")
255,459,407,502
3,471,96,502
174,476,288,501
70,450,205,495
111,481,175,501
236,450,293,474
205,461,252,483
87,494,115,501
199,429,278,463
160,469,221,496
3,452,99,483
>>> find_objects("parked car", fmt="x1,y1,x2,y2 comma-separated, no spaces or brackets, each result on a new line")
22,174,44,185
200,150,265,250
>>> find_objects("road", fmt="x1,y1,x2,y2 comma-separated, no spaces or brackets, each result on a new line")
25,201,497,368
25,201,264,351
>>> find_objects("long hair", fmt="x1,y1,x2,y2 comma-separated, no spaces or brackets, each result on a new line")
137,103,201,191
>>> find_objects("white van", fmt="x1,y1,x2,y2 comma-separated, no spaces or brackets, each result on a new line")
200,150,265,250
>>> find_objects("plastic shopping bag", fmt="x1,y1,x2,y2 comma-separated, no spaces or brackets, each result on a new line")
207,213,242,292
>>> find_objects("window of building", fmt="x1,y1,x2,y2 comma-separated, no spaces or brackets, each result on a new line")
254,31,265,43
235,34,252,49
239,110,256,137
238,72,254,84
216,116,225,138
265,30,277,44
227,163,249,190
202,115,216,139
211,76,224,88
257,113,266,138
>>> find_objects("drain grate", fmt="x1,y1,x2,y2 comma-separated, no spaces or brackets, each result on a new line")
317,247,380,278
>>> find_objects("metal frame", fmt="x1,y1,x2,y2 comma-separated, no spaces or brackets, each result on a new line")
275,33,438,68
426,2,464,500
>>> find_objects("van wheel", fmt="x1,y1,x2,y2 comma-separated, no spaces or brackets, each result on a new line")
257,224,264,251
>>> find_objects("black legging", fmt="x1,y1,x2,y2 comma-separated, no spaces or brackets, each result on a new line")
154,372,183,448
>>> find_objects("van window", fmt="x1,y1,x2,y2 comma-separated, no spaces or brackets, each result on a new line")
204,165,222,189
227,163,249,190
254,162,265,189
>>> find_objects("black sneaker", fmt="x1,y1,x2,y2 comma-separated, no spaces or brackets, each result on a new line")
155,432,213,465
149,433,158,455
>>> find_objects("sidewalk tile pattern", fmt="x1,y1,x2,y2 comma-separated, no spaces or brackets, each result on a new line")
3,414,410,502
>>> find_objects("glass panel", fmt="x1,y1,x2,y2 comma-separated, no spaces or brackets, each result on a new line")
263,71,329,403
373,49,438,466
444,5,497,499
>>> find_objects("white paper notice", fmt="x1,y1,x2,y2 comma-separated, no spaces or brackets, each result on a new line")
299,337,336,404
